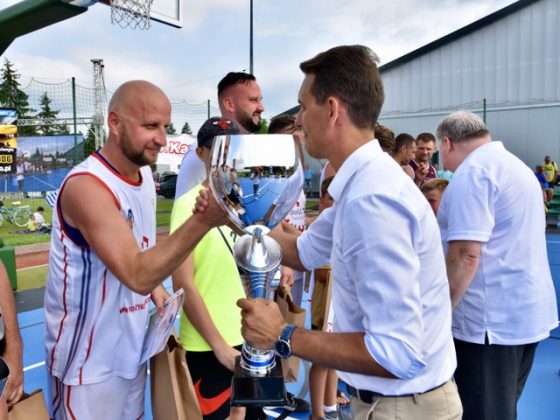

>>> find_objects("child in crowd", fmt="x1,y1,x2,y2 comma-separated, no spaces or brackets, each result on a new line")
420,178,449,216
308,176,349,420
28,206,51,233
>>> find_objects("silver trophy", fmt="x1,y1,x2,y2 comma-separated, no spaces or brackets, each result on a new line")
209,133,304,406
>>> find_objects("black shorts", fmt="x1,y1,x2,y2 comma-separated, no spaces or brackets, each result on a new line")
186,346,241,420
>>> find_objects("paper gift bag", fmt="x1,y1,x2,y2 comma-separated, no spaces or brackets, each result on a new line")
150,335,202,420
8,389,49,420
275,286,306,382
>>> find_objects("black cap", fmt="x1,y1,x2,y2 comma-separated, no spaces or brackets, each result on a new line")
197,117,239,149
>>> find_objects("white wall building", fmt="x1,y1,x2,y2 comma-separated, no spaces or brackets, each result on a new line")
379,0,560,168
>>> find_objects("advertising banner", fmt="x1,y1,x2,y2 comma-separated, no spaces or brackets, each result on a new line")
0,109,17,175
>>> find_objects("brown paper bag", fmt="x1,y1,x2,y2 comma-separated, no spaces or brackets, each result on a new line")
8,389,49,420
150,335,202,420
275,286,306,382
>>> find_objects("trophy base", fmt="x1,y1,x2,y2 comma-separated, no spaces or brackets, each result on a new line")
230,355,288,407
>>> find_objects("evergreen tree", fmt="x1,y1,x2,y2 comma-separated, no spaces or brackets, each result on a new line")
181,121,192,135
56,123,71,135
83,124,96,158
257,118,269,134
166,122,177,135
0,58,36,135
36,92,60,135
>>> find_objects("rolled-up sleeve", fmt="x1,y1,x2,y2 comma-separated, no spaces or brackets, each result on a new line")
296,206,335,270
343,195,427,379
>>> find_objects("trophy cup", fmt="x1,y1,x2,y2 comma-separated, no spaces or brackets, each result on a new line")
208,133,304,406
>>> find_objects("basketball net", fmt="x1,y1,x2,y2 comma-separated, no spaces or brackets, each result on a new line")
110,0,154,30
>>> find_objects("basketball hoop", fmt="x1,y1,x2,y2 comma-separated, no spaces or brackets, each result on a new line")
110,0,154,30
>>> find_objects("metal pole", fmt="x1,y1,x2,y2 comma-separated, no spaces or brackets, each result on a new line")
72,77,78,164
207,99,210,119
483,98,487,124
249,0,253,75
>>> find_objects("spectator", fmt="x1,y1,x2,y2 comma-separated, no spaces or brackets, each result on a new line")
535,165,553,205
409,132,437,186
170,117,245,420
32,206,51,233
543,155,558,185
0,261,23,416
374,123,394,153
420,178,449,216
392,133,416,180
308,176,344,420
436,110,558,420
175,72,265,199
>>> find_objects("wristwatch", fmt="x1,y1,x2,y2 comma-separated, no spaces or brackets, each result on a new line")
275,323,297,358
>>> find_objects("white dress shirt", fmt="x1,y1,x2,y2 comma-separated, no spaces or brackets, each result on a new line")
297,140,456,395
438,141,558,345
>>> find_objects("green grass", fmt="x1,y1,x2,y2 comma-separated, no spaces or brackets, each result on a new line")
16,265,48,291
0,197,174,247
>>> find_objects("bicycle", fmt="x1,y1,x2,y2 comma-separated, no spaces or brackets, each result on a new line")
0,197,32,227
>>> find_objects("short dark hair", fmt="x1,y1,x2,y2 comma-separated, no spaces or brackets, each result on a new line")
217,72,257,97
394,133,415,154
36,206,45,212
268,114,296,134
416,132,436,144
374,123,394,153
299,45,384,130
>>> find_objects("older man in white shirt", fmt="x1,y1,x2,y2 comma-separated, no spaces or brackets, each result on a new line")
436,110,558,420
238,45,462,420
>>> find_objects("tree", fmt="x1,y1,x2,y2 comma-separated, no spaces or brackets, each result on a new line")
36,92,59,135
0,58,36,135
83,124,96,158
181,121,192,135
166,122,177,135
257,118,269,134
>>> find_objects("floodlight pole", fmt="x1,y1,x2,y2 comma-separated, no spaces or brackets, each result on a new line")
249,0,253,75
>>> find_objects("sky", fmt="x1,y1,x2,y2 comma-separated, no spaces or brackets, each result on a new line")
2,0,518,130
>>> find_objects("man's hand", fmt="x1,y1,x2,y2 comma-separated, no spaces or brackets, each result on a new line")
213,343,240,372
151,284,170,316
2,345,23,406
414,162,428,185
237,298,286,349
194,187,227,228
279,266,294,288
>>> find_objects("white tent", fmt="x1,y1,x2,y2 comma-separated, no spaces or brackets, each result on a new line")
156,133,196,173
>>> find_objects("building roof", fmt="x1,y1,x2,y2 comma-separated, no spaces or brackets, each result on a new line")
379,0,539,73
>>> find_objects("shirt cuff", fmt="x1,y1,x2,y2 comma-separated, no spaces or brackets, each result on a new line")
364,334,427,380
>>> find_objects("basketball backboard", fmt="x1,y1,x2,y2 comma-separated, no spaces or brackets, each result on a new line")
0,0,182,55
97,0,183,28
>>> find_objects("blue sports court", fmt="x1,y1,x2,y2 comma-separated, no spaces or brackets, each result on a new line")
15,233,560,419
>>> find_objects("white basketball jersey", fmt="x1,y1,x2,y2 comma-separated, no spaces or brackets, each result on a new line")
284,190,306,232
44,152,156,385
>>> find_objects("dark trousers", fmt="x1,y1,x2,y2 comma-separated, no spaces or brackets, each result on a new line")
454,338,538,420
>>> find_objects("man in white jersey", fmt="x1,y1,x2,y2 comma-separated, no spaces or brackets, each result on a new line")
44,80,227,420
267,114,307,307
436,111,558,420
237,45,462,419
175,72,265,199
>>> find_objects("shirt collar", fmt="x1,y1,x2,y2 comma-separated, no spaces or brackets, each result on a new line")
328,139,381,201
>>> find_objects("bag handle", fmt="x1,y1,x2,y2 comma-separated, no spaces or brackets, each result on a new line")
277,285,297,311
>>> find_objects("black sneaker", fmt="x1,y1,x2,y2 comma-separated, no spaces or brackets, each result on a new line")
283,392,310,412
